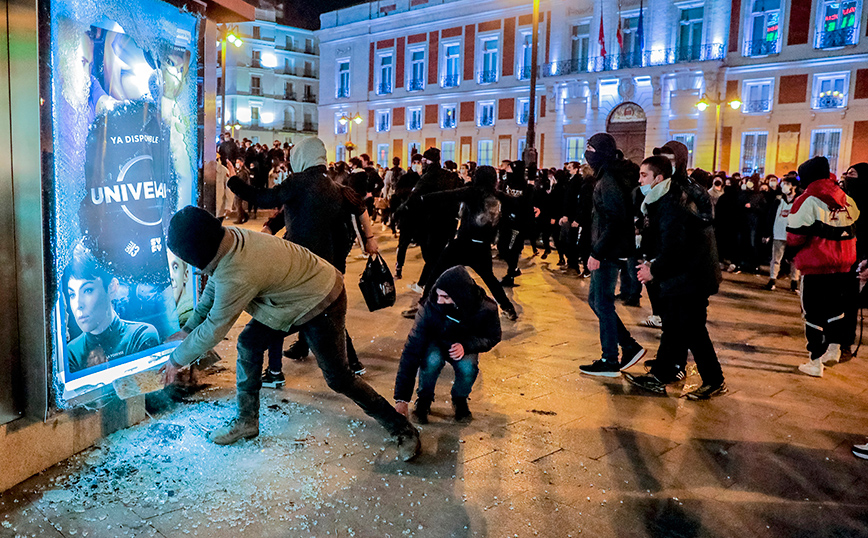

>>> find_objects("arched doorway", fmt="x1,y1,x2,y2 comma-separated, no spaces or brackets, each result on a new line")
606,102,647,164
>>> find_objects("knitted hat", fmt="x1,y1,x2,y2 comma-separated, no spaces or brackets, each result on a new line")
167,206,225,270
797,156,830,188
423,147,441,163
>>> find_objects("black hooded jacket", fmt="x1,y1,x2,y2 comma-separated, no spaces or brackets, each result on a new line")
419,168,501,244
590,160,636,260
498,161,534,229
402,163,461,234
844,162,868,261
393,266,502,402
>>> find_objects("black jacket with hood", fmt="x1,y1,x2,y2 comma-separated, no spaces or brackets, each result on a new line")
393,266,502,402
419,166,501,244
498,160,534,229
590,159,636,261
844,162,868,261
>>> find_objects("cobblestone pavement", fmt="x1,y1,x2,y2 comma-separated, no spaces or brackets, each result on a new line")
2,221,868,538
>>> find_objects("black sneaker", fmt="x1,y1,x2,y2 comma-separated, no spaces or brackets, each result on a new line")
764,280,776,291
501,307,518,321
349,362,367,376
790,280,798,292
401,306,419,319
686,382,728,400
262,370,286,389
500,276,517,288
395,265,403,280
283,340,309,361
623,372,667,395
620,344,647,371
579,359,622,377
452,397,472,422
852,442,868,460
622,296,641,307
642,359,687,382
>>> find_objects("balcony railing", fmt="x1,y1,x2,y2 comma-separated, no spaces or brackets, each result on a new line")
302,94,316,103
337,87,350,98
813,93,846,109
250,88,262,96
517,65,534,80
377,81,392,95
541,43,725,77
284,92,297,101
477,70,497,84
743,39,781,57
742,100,772,113
816,27,857,49
302,70,316,78
408,120,422,130
441,74,460,88
302,122,317,132
518,112,529,125
408,78,425,91
479,116,494,127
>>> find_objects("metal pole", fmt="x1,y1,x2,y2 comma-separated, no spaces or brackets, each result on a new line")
220,35,227,138
524,0,540,166
712,102,720,173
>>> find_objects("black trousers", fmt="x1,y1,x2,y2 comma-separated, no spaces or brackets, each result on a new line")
650,294,723,386
268,330,361,371
801,273,851,359
418,227,454,288
420,237,514,311
237,290,411,436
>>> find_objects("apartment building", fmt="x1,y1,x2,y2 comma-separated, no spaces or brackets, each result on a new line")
218,7,319,145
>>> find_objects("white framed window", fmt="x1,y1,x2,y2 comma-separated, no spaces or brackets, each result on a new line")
441,43,461,88
619,15,642,67
441,104,457,129
377,143,390,167
251,49,261,68
376,109,391,132
677,7,705,61
250,105,260,126
741,131,768,175
337,60,350,98
477,101,495,127
815,0,860,49
442,141,456,163
518,32,533,80
478,36,499,84
812,72,849,109
378,53,394,95
478,140,494,165
742,79,774,113
571,22,591,71
335,112,348,135
408,107,422,131
564,136,585,162
408,140,421,162
409,48,425,91
744,0,782,56
810,128,843,175
671,133,696,168
516,98,537,125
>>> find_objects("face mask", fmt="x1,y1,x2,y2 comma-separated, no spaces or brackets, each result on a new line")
413,164,422,174
781,184,792,194
584,150,605,171
746,181,755,189
638,184,650,195
741,183,747,190
769,181,778,189
713,181,722,189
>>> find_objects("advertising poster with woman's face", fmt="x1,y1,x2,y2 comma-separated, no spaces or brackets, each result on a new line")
49,0,199,402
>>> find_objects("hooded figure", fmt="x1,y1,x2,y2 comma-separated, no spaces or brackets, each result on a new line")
393,266,502,423
497,160,535,286
843,162,868,262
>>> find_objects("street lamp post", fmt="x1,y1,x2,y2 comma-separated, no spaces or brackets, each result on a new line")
219,26,243,139
523,0,541,167
339,112,364,159
695,92,742,173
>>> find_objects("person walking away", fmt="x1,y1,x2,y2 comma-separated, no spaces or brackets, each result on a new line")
392,154,422,278
497,160,534,287
160,207,421,460
394,266,502,423
625,155,727,399
787,156,859,377
578,133,646,377
762,176,801,291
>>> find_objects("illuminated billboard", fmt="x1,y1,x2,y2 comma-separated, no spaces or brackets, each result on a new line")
48,0,200,405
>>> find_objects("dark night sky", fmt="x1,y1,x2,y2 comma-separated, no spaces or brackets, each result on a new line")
281,0,367,30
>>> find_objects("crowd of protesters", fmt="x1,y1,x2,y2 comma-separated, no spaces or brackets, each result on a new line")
181,131,868,461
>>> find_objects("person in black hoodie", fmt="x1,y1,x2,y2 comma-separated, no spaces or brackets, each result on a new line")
409,166,518,320
624,154,727,400
497,160,535,287
394,266,502,423
392,154,423,278
840,162,868,362
579,133,646,377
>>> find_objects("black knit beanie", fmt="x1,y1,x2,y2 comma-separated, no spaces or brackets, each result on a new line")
423,147,441,163
167,206,225,270
797,156,830,188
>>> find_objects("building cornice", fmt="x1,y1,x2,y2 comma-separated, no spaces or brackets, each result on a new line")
725,53,868,75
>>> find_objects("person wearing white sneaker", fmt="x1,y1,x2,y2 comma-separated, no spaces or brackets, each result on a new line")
786,157,859,378
853,441,868,460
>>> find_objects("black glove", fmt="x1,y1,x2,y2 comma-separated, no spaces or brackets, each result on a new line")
227,176,246,196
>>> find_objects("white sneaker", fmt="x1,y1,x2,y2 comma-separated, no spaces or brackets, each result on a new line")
820,343,841,366
852,442,868,460
798,358,824,377
641,315,663,329
407,283,424,294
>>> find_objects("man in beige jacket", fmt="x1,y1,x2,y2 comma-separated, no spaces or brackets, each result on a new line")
160,206,420,461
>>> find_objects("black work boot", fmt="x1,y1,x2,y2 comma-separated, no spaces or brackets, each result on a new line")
283,339,309,361
209,392,260,445
452,397,472,422
411,397,432,424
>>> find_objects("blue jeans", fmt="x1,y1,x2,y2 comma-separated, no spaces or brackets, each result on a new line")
588,259,637,361
416,345,479,400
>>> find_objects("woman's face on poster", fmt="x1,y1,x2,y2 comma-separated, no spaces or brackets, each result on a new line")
67,277,112,334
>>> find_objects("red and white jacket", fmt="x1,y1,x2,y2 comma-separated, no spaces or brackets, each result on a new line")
786,178,859,275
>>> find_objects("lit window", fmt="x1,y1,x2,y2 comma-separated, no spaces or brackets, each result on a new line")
517,99,531,125
741,132,768,175
377,143,390,167
810,128,842,175
619,15,643,68
378,54,393,95
442,141,456,162
376,110,391,132
478,102,495,127
677,7,704,62
337,60,350,98
742,79,774,113
477,140,494,165
408,107,422,131
570,23,591,74
519,33,533,80
812,72,849,109
517,139,526,160
409,49,425,91
479,38,498,83
442,44,461,88
564,136,585,162
671,134,695,168
743,0,781,56
815,0,860,49
251,106,260,126
441,104,457,129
